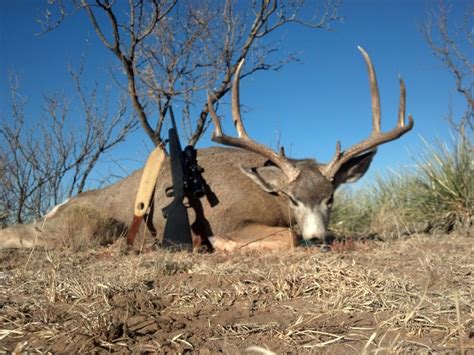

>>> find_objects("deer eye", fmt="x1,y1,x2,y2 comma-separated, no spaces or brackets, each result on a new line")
288,195,299,207
327,195,334,207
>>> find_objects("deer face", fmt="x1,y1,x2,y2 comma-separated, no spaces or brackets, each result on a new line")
241,150,376,240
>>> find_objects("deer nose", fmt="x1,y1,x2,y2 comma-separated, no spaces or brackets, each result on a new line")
300,214,327,240
301,227,327,241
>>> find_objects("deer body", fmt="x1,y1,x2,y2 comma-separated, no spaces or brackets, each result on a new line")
0,47,414,252
0,147,303,251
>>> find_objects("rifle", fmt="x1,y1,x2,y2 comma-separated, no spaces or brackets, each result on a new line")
162,107,206,250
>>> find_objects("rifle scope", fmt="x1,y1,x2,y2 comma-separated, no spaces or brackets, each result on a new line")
183,146,206,199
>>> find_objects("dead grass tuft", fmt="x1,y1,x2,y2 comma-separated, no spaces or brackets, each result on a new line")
42,204,127,252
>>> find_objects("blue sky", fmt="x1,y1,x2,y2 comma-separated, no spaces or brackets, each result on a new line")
0,1,470,188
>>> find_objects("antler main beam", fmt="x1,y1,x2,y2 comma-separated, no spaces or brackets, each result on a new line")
208,60,300,182
322,46,414,181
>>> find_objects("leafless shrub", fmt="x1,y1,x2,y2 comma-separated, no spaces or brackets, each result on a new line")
0,68,137,225
421,0,473,135
42,0,341,145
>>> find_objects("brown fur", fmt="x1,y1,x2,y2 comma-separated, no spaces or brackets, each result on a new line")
0,147,300,251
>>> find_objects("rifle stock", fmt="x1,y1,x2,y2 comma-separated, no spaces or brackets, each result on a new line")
125,146,166,247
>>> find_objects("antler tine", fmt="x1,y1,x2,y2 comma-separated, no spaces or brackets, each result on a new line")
398,77,407,127
207,94,223,138
358,46,381,134
322,47,414,182
398,78,414,129
207,59,300,182
232,60,250,139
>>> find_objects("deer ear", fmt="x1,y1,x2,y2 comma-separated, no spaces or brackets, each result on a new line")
240,165,286,193
332,150,377,187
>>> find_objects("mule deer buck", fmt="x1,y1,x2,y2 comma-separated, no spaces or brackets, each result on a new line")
0,47,413,252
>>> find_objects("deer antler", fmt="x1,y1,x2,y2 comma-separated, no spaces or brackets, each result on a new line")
322,46,414,181
207,60,301,182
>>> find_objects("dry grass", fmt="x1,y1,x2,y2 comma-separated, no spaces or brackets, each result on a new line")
1,233,472,353
42,204,127,252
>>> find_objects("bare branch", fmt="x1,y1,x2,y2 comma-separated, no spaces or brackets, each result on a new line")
45,0,340,147
0,65,136,224
421,1,473,134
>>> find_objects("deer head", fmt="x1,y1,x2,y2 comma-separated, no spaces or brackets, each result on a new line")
208,47,414,242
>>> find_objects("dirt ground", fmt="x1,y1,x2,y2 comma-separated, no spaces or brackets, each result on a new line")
1,233,472,354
